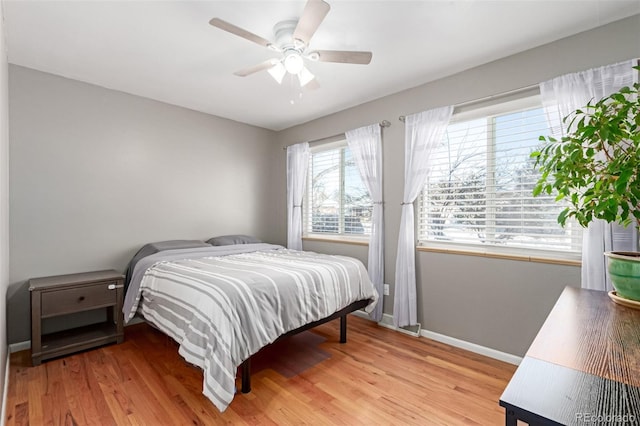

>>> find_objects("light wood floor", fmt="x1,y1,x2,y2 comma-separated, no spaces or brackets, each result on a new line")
5,315,517,425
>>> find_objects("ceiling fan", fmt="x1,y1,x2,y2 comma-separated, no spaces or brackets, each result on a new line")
209,0,373,89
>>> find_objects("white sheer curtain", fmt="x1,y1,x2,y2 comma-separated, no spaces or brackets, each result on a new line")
394,106,453,327
286,142,310,251
346,124,384,322
540,59,638,291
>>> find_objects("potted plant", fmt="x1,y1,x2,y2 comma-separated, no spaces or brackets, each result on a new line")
531,66,640,302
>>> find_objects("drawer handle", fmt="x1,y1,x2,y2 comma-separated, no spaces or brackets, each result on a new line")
107,284,123,290
78,296,85,302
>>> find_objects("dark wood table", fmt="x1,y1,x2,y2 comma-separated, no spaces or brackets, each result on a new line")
499,286,640,425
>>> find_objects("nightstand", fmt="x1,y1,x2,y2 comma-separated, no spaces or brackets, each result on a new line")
29,269,124,366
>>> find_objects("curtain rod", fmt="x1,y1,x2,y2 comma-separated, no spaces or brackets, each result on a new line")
282,120,391,150
398,84,539,123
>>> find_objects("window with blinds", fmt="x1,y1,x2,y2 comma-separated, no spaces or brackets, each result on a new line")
418,96,582,255
304,142,372,237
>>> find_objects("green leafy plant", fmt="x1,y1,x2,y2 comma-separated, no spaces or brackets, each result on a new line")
531,67,640,230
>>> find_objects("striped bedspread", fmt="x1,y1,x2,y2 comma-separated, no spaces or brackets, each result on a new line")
123,244,378,412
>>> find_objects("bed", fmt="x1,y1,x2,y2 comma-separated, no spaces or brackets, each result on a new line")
122,238,378,412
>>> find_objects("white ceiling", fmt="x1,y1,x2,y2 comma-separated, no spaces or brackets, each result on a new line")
4,0,640,131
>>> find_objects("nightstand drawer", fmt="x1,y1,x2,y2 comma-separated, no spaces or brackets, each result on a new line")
41,282,118,317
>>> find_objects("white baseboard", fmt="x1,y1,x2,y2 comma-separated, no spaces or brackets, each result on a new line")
351,311,521,366
351,309,376,321
8,341,29,353
420,329,522,365
1,349,9,426
126,316,144,326
353,310,420,335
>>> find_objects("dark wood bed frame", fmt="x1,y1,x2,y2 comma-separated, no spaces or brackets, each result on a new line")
238,299,370,393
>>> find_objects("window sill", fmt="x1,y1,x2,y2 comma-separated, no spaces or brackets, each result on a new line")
303,235,369,247
416,245,581,267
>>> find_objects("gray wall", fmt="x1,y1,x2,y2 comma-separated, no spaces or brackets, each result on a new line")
271,15,640,356
0,0,10,404
7,66,276,343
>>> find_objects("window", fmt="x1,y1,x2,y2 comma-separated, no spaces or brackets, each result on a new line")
418,95,582,256
304,141,372,237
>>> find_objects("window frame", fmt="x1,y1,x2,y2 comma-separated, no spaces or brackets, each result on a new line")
417,92,583,262
303,139,372,242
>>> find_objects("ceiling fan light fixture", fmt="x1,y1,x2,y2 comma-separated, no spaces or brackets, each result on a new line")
267,61,286,84
283,52,304,75
298,66,315,87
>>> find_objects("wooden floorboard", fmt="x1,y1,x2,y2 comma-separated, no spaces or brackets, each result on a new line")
5,315,517,425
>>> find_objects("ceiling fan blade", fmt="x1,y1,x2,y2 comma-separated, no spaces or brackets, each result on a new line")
233,59,279,77
312,50,372,64
209,18,273,49
293,0,330,45
304,78,320,91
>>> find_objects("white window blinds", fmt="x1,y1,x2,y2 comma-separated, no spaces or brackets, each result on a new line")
305,142,372,236
419,97,582,254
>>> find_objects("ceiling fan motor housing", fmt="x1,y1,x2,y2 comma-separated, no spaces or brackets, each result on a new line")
273,20,302,51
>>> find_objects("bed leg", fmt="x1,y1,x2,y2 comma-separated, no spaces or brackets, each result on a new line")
340,314,347,343
241,359,251,393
